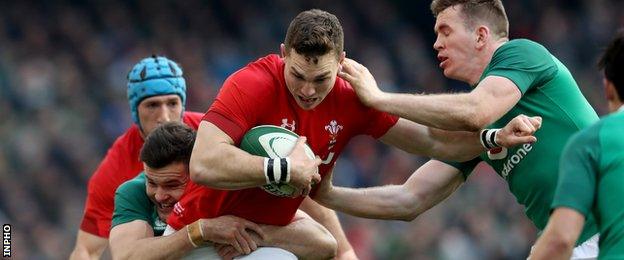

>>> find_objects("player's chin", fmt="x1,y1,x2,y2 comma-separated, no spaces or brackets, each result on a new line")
297,100,319,110
300,95,326,109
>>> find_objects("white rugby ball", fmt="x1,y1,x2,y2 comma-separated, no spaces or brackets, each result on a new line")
240,125,315,197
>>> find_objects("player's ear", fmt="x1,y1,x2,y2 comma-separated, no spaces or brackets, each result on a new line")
339,51,346,64
280,44,287,58
476,26,489,49
605,78,616,101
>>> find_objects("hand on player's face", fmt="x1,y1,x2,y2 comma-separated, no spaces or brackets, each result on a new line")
287,137,322,197
338,58,384,108
496,114,542,148
201,215,265,255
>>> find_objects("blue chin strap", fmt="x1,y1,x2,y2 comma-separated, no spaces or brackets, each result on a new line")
127,56,187,131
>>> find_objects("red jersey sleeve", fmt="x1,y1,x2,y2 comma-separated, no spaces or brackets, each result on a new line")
167,181,219,230
80,112,202,237
80,127,144,237
203,56,278,144
362,107,399,138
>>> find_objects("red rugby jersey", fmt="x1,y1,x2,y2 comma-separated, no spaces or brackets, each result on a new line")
80,112,203,237
168,55,398,229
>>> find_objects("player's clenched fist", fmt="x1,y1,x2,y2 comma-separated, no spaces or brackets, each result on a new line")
496,114,543,147
287,137,322,197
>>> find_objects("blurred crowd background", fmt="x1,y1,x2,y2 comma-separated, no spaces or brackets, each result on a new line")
0,0,622,259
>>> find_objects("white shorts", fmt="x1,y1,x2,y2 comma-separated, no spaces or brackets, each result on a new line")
570,234,599,260
164,225,297,260
528,234,599,260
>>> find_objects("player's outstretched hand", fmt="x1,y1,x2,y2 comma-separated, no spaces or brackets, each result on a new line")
496,114,542,148
201,215,265,255
338,58,385,108
287,137,322,197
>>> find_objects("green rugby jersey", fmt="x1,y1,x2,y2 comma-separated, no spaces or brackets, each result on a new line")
449,39,599,244
111,172,167,236
552,111,624,259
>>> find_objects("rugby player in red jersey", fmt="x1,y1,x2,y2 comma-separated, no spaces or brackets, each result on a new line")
168,9,540,259
70,56,204,259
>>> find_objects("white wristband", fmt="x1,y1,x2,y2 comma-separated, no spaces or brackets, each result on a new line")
263,157,291,184
480,129,501,149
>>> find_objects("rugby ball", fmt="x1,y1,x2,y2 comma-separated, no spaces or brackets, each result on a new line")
240,125,315,197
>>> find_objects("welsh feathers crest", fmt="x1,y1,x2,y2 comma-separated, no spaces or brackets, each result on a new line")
325,120,343,145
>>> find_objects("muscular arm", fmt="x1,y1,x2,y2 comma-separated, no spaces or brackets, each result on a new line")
69,230,108,260
380,119,483,162
340,58,522,131
109,220,194,260
373,76,520,131
300,197,356,259
190,121,320,194
380,114,540,162
189,121,268,189
530,207,585,260
315,160,465,221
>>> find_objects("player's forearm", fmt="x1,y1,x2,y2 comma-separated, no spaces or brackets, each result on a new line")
530,235,574,260
376,92,489,131
189,142,267,189
427,128,484,161
70,230,107,260
316,185,422,221
531,208,584,260
260,217,337,260
112,230,194,260
300,198,354,258
69,245,102,260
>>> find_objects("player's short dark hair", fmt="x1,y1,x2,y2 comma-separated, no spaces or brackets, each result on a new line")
431,0,509,39
284,9,344,61
140,121,196,169
598,29,624,101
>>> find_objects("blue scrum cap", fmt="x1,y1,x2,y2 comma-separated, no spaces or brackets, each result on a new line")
127,55,186,127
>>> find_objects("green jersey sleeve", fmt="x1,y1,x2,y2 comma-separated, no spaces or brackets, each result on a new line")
551,126,601,218
484,39,558,94
111,173,154,228
441,157,482,180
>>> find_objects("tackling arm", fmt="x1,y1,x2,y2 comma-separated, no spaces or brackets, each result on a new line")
109,220,194,260
314,160,464,221
380,115,541,162
110,215,266,259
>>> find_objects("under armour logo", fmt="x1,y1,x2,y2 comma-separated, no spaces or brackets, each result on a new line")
173,202,185,217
